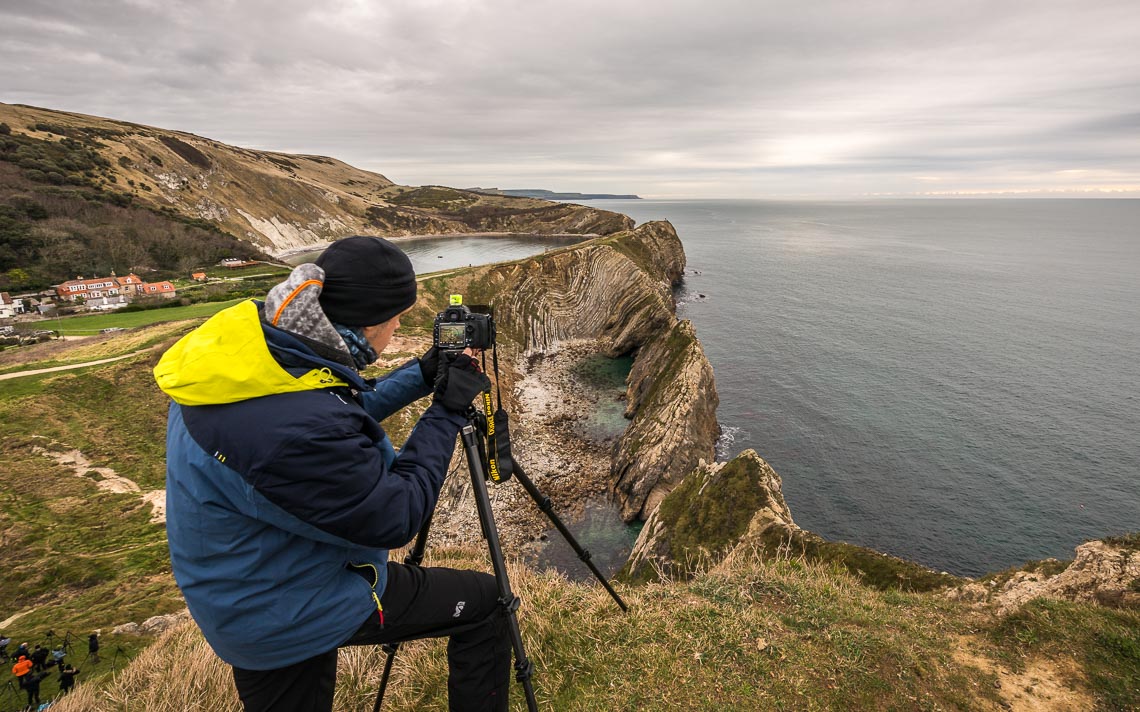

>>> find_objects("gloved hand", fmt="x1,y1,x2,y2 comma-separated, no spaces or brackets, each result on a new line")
418,345,440,386
433,353,491,412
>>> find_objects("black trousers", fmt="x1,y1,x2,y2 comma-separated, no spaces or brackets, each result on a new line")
232,562,511,712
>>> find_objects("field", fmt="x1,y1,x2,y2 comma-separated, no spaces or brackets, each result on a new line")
47,299,245,335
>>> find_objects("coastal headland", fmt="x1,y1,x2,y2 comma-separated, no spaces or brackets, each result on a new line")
0,103,1136,710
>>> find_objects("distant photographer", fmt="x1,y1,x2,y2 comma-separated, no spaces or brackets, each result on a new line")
20,669,48,709
155,236,510,712
58,664,80,695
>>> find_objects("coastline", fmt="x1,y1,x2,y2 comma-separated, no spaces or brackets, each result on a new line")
275,231,598,262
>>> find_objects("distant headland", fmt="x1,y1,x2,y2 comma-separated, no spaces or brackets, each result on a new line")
466,187,642,200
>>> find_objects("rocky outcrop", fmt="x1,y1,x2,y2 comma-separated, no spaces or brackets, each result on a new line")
950,536,1140,613
470,221,718,521
111,610,190,637
623,450,795,582
410,220,719,537
623,449,960,592
611,319,719,521
480,220,685,355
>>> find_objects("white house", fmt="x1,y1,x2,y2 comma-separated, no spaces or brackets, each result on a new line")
86,294,132,311
0,292,24,318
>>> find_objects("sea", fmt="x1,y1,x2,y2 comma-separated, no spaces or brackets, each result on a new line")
291,200,1138,577
585,198,1140,577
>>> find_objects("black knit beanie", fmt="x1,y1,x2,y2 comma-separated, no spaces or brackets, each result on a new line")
315,236,417,327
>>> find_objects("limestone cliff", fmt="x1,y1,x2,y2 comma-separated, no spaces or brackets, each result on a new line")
623,449,961,592
404,220,720,538
463,221,718,521
611,319,719,521
0,103,632,256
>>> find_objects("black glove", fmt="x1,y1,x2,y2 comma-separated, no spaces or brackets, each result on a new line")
433,353,491,412
418,346,440,386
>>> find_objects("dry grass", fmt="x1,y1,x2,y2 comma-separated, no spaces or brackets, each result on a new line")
0,320,193,372
48,545,1028,711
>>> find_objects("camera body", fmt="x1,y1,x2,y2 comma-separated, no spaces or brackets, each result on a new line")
433,296,495,352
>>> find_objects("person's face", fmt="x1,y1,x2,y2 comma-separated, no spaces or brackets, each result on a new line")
361,306,411,354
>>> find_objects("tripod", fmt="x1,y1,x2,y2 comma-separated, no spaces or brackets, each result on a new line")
3,680,21,712
372,406,628,711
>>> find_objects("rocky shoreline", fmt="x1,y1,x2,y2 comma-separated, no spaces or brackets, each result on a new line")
427,340,630,560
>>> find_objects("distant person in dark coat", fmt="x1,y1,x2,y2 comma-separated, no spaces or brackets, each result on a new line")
14,642,29,662
88,633,99,664
22,670,48,709
58,664,80,694
0,635,9,660
30,645,47,672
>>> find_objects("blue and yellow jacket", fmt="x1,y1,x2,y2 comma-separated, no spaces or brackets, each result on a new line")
154,299,464,670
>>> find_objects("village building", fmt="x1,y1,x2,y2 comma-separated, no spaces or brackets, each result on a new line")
55,274,176,303
143,281,177,298
219,258,257,268
86,294,132,311
192,271,208,281
0,292,25,318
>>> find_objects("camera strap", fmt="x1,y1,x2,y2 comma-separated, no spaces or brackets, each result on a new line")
479,339,515,483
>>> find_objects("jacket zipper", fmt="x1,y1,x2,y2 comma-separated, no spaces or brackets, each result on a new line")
348,561,384,626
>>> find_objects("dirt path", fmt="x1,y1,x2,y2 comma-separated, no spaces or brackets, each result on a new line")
32,443,166,524
0,349,151,381
953,635,1094,711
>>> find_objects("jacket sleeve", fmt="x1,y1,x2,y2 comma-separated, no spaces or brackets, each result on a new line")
251,402,465,549
361,359,433,423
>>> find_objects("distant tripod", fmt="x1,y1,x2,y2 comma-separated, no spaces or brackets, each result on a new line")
372,404,627,712
110,646,127,672
2,680,22,712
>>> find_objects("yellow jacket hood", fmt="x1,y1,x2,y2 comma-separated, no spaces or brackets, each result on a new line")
153,299,348,406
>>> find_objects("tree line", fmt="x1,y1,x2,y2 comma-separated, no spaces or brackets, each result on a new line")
0,124,267,291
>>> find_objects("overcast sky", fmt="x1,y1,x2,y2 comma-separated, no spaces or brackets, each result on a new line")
3,0,1138,198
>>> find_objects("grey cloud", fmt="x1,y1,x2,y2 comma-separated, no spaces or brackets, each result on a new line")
3,0,1140,196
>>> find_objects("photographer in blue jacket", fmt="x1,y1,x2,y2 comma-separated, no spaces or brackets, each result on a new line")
155,236,510,711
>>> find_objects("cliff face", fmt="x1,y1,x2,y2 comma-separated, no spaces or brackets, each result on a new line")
472,221,718,521
611,319,719,521
408,220,720,531
476,220,683,355
0,103,631,257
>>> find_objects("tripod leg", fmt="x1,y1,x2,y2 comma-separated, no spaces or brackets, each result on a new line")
461,423,539,712
373,515,435,712
511,462,629,612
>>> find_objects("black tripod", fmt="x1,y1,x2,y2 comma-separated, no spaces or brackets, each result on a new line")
372,406,628,711
3,680,21,712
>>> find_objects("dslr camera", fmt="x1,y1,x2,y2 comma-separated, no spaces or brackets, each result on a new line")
433,294,495,353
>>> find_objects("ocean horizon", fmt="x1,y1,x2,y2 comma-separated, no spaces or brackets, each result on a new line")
587,197,1139,577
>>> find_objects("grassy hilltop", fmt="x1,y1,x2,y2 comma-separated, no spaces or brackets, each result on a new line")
0,102,631,292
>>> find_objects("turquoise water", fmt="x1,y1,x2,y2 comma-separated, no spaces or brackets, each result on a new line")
531,353,639,580
587,198,1140,577
573,354,635,442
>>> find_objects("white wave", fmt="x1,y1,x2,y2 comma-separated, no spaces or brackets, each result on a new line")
716,425,745,460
